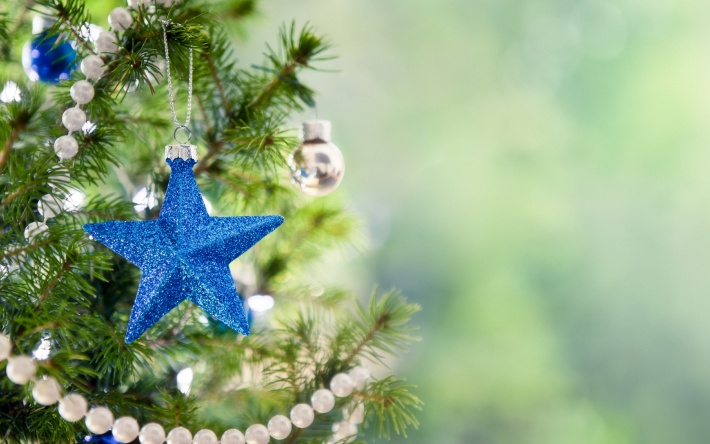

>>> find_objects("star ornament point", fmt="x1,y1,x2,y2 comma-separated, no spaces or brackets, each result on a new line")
83,158,283,343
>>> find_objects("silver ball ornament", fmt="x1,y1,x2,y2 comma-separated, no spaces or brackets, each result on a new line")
6,355,36,385
86,406,114,435
108,7,133,31
139,422,166,444
221,429,245,444
244,424,270,444
330,373,355,397
95,31,118,53
0,333,11,361
311,388,335,413
32,377,62,405
290,403,314,428
167,426,192,444
62,107,87,132
268,414,292,440
193,429,218,444
81,55,105,79
112,416,140,443
70,80,94,105
288,120,344,197
54,135,79,160
58,393,88,422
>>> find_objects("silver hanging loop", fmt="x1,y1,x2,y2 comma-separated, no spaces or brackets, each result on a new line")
173,125,192,144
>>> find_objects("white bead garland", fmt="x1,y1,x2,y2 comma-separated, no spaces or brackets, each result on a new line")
221,429,246,444
95,31,118,53
70,80,95,104
244,424,270,444
128,0,152,9
166,426,192,444
108,7,134,31
54,135,79,160
193,429,218,444
58,393,88,422
0,334,11,361
311,388,336,413
81,55,105,79
7,355,37,384
32,376,62,405
24,221,49,242
348,366,370,391
140,422,167,444
333,421,358,443
86,406,115,434
330,372,355,397
113,416,141,443
62,107,87,132
267,414,291,440
38,193,63,219
290,403,314,428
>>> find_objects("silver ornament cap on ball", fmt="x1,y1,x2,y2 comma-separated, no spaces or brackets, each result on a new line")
288,120,344,197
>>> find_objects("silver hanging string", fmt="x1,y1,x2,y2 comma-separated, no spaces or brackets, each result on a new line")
160,19,193,144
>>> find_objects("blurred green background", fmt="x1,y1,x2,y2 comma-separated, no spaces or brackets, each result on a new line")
247,1,710,443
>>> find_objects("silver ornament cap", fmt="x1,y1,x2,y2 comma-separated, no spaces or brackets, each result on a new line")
165,144,198,162
302,120,332,143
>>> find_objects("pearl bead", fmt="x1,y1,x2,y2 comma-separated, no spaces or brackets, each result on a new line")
348,366,370,390
24,221,49,242
310,388,335,413
155,0,173,6
221,429,245,444
333,421,357,443
244,424,269,444
58,393,88,422
167,426,192,444
81,55,105,79
38,194,62,219
330,373,354,397
70,80,94,105
86,406,114,434
62,107,87,132
193,429,218,444
127,0,151,9
112,416,140,443
54,135,79,160
6,355,37,384
32,377,62,405
48,165,71,188
108,7,133,31
0,333,12,361
289,403,314,428
346,403,365,424
139,422,166,444
267,414,291,440
95,31,118,53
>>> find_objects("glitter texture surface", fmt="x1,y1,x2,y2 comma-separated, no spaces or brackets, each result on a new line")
83,158,283,343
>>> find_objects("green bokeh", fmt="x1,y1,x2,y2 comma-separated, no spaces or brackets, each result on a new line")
248,1,710,442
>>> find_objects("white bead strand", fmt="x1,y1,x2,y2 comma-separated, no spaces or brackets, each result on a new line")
70,80,95,105
95,31,118,53
139,422,166,444
86,406,115,434
166,426,192,444
289,403,314,429
81,55,106,79
330,373,354,397
32,377,62,405
128,0,152,9
58,393,88,422
268,415,292,440
108,7,133,31
193,429,218,444
24,221,49,242
54,135,79,160
348,366,370,391
0,333,12,361
311,388,335,413
38,193,63,219
221,429,246,444
244,424,270,444
113,416,140,443
333,421,358,443
6,355,37,384
62,107,87,132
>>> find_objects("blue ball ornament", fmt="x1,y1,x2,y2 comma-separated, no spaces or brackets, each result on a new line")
23,31,76,83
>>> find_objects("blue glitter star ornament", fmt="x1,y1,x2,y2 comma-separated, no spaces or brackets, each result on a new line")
83,145,283,343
